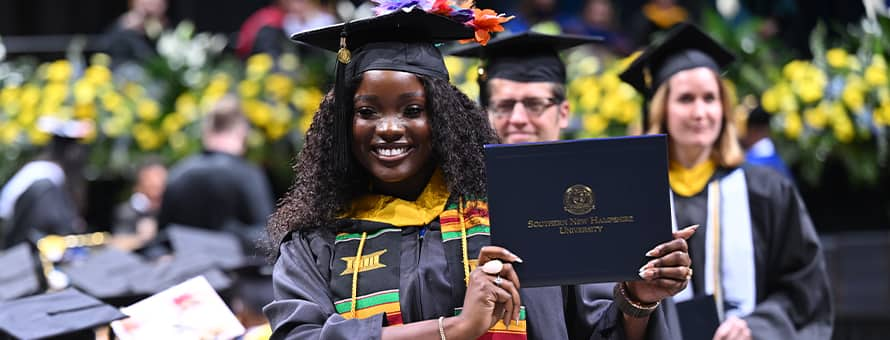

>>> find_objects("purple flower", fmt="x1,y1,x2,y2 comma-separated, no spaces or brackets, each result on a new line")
371,0,433,15
449,8,474,23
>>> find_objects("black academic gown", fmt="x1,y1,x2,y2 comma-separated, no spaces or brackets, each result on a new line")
674,165,833,339
263,220,681,340
1,179,80,249
157,151,274,240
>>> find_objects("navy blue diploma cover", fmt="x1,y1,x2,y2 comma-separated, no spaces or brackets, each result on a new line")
484,135,672,287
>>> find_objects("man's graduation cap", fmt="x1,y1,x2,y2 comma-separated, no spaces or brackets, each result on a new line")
0,288,126,340
619,23,735,99
0,243,44,302
448,32,602,106
289,6,476,173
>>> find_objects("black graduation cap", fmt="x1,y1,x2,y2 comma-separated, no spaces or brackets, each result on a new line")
127,255,233,296
448,31,602,99
0,243,45,302
289,6,475,173
166,225,246,270
124,226,240,295
290,6,474,80
619,23,735,98
0,288,126,340
60,248,150,306
61,230,237,307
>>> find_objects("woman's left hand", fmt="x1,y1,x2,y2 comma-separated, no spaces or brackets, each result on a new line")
712,316,751,340
624,225,697,304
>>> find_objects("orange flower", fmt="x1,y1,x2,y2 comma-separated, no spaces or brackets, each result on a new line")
465,8,513,45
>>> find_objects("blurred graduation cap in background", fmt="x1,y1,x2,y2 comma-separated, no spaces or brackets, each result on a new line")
60,225,245,306
60,248,151,306
448,31,602,106
0,243,45,302
619,23,736,99
166,224,245,270
0,288,126,340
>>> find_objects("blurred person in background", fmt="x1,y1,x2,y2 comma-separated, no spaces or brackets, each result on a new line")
157,94,274,251
0,118,92,249
101,0,169,66
621,24,832,339
236,0,336,59
739,105,792,180
502,0,564,33
562,0,633,56
629,0,688,48
109,158,167,251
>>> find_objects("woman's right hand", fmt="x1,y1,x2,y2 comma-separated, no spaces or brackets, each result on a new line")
455,246,523,338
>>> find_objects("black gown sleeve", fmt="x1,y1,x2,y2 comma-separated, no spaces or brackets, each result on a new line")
263,230,385,340
743,166,833,339
567,283,682,340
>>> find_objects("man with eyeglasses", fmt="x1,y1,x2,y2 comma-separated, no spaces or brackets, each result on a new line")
449,32,599,143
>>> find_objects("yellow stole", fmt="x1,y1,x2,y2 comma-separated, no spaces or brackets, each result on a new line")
669,159,716,197
340,169,449,226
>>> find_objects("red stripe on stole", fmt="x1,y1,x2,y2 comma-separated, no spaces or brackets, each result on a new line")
440,212,488,226
476,331,527,340
463,207,488,217
385,312,403,326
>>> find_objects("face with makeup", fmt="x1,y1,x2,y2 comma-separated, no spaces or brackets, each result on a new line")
351,70,435,198
665,67,723,151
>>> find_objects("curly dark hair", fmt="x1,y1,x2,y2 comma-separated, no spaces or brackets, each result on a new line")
266,73,498,247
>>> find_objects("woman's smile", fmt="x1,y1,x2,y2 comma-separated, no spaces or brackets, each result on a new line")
371,144,414,160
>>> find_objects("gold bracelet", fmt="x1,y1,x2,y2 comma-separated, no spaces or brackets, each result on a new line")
438,316,447,340
613,282,660,318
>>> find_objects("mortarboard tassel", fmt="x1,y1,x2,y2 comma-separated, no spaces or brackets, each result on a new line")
333,29,351,175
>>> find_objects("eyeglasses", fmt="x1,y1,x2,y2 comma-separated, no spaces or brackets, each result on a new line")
488,97,559,118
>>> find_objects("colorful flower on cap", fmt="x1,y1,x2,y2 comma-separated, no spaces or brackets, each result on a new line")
464,8,512,46
370,0,512,46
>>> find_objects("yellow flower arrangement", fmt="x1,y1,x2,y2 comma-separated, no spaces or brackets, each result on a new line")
865,55,888,88
760,35,890,185
826,48,849,69
0,24,334,184
567,53,642,138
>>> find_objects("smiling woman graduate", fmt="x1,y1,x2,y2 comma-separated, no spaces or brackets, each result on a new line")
620,23,833,340
263,3,693,340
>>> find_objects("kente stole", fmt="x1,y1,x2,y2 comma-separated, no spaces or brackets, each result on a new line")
330,170,527,339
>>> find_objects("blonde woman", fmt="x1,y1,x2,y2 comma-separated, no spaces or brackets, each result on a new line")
620,24,832,340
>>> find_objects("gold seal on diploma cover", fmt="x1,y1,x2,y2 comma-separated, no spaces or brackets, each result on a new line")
564,184,595,215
